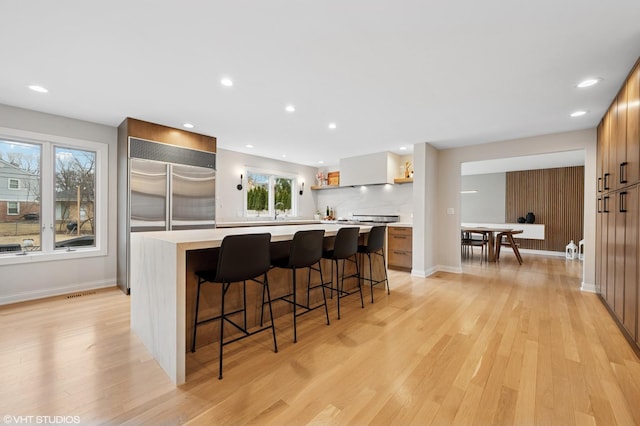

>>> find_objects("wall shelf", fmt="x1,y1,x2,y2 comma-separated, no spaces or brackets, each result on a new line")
394,177,413,184
310,185,341,190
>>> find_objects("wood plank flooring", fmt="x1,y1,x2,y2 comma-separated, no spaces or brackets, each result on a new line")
1,255,639,425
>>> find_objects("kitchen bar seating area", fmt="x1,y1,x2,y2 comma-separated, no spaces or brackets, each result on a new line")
130,223,385,384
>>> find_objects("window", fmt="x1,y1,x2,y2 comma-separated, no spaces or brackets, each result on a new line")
0,131,107,262
245,170,296,218
54,147,96,248
7,201,19,215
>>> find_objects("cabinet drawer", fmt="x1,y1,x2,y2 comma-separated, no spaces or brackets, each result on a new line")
388,232,412,252
389,249,412,269
388,226,412,237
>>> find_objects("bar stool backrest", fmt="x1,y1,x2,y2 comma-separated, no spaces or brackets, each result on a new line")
365,226,386,253
215,233,271,283
288,229,325,268
333,227,360,259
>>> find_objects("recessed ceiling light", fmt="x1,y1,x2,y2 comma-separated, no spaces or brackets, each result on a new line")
328,122,337,129
399,146,407,151
245,144,254,148
570,110,587,117
183,123,194,129
318,160,324,164
221,78,233,87
577,78,601,88
281,154,287,158
285,105,296,113
28,85,48,93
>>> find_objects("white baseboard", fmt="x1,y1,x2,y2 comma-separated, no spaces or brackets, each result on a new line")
0,279,117,306
580,282,597,293
518,249,567,257
411,266,438,277
436,265,463,274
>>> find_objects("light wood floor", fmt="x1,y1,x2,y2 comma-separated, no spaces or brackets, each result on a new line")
1,254,640,425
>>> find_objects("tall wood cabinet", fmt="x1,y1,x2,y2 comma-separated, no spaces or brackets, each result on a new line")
596,59,640,352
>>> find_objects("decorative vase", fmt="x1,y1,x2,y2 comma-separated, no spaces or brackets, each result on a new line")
525,212,535,224
517,217,526,224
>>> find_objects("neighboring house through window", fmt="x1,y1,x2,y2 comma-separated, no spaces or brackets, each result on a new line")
0,131,107,262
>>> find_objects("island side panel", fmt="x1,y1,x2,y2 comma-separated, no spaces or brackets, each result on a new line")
130,233,181,384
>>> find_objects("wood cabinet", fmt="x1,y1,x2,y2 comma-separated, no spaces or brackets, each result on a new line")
596,58,640,354
388,226,412,271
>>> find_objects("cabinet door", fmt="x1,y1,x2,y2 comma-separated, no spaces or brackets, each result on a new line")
602,110,613,191
627,64,640,186
614,192,626,318
623,187,638,339
616,90,629,189
595,197,603,295
604,195,615,308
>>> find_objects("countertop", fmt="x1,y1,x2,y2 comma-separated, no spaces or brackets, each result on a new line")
388,222,413,227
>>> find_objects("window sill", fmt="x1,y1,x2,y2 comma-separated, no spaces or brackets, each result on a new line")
0,246,107,266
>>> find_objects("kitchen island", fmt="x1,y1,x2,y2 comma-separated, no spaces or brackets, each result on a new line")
130,223,374,385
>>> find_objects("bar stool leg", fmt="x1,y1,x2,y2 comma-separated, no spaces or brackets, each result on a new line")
218,282,228,380
263,274,278,354
292,267,298,343
191,278,203,353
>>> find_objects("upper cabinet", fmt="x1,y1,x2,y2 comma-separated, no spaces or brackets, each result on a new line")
339,152,400,186
597,60,640,193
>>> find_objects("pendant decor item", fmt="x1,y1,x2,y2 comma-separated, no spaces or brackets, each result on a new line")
525,212,535,223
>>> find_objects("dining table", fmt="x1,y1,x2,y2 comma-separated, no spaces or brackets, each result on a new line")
461,226,514,262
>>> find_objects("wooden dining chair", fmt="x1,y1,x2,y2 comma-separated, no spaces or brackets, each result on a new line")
461,231,488,263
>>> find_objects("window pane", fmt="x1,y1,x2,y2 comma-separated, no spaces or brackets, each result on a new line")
246,172,269,216
0,140,41,253
54,147,96,249
274,177,293,215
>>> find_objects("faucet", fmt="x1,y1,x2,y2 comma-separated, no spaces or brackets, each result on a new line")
275,202,285,220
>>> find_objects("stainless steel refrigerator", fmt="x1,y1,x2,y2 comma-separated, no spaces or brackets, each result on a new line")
117,137,216,293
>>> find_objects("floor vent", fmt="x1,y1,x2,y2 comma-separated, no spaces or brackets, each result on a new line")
67,291,97,299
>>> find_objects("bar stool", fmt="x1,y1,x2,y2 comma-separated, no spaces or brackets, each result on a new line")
191,233,277,379
322,227,364,319
267,229,329,343
357,225,390,303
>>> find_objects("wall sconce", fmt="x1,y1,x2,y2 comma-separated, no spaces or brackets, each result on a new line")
236,174,243,191
299,182,304,196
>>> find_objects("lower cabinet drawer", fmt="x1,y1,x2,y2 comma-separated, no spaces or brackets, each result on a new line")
389,249,412,270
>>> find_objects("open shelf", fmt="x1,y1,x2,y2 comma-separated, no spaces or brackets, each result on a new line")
310,185,341,190
394,177,413,184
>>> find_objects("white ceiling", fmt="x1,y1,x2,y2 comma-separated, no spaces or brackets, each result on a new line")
1,1,640,168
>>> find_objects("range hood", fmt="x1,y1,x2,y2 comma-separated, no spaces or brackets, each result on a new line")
339,151,400,186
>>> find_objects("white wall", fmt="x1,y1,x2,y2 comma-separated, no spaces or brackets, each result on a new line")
461,173,506,223
0,104,117,304
430,129,597,288
215,148,319,221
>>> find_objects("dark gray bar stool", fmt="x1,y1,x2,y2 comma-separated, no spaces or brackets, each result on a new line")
357,225,390,303
322,227,364,319
191,233,277,379
267,229,329,342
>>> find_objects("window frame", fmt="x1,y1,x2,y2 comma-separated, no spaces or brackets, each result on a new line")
8,178,19,190
0,126,108,265
7,201,19,215
244,168,299,218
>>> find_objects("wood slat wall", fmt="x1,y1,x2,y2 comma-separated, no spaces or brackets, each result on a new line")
505,166,584,252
